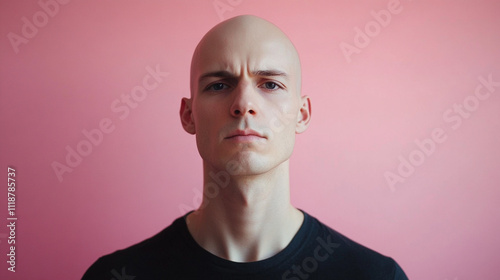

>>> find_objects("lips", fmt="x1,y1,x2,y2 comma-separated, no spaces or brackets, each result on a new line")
225,129,266,140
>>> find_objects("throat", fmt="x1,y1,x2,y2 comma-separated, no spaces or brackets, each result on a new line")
186,205,304,262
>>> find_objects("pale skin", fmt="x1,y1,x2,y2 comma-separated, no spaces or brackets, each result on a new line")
179,15,312,262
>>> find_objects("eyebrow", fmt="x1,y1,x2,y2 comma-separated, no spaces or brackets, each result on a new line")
253,70,288,78
199,71,234,83
198,69,288,84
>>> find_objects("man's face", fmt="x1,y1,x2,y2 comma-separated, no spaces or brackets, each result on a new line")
181,16,310,175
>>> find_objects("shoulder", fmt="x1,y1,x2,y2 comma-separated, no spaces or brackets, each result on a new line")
81,216,186,279
304,212,408,279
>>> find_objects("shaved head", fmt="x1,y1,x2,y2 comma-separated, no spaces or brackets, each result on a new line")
190,15,302,97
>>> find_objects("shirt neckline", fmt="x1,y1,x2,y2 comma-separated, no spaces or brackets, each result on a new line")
179,209,316,273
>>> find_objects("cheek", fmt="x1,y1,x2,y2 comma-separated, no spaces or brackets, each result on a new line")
193,99,217,126
272,99,299,129
264,105,299,144
193,107,218,160
192,100,228,144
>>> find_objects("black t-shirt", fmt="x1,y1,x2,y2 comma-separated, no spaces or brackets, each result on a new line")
82,211,408,279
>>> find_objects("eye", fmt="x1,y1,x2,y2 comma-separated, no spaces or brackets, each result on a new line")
262,82,280,90
206,83,229,91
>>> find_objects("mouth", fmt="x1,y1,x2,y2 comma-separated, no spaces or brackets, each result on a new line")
225,129,266,142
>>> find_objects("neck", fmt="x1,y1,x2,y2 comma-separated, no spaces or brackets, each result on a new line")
186,160,304,262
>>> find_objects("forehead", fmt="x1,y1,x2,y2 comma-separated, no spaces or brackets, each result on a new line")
194,35,296,76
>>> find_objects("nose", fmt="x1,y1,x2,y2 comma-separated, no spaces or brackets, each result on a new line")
230,82,258,117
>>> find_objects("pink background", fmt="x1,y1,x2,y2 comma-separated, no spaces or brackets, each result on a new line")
1,0,500,279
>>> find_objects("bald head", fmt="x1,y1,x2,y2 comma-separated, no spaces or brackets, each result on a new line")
190,15,302,97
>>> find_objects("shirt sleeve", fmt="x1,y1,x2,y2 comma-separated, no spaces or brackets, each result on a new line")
393,261,409,280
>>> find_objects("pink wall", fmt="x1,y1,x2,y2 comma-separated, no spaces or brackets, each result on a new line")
1,0,499,279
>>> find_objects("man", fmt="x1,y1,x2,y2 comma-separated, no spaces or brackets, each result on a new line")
82,15,408,279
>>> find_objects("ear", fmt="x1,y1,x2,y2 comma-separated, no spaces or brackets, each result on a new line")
295,95,311,134
180,97,196,135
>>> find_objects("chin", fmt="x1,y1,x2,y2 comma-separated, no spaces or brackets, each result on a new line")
226,156,287,177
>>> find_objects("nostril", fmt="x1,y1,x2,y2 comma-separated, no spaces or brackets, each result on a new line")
249,109,255,115
234,109,241,115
